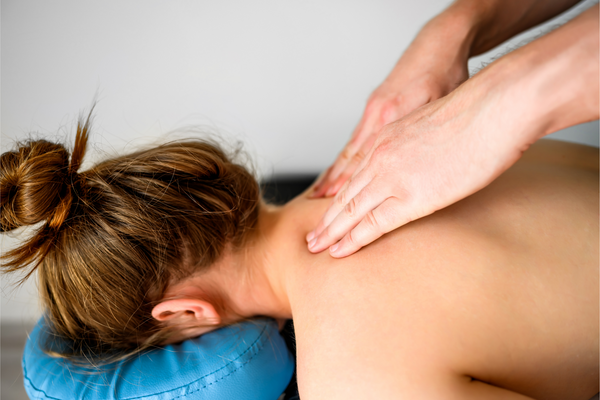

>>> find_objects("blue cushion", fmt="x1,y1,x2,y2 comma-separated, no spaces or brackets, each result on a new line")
23,317,295,400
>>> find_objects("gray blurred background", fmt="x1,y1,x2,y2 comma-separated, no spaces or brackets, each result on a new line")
1,0,598,398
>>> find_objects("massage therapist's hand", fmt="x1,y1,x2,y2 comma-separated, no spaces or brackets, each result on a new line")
311,0,584,198
310,12,471,198
307,4,599,257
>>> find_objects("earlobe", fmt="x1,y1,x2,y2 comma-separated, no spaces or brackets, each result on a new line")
151,298,221,326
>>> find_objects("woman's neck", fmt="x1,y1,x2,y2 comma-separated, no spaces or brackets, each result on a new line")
168,192,332,323
224,195,332,320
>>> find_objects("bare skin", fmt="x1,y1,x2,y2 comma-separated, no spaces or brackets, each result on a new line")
309,4,599,258
312,0,585,198
157,140,599,399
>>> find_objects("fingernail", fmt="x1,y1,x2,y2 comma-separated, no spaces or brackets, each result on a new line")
330,243,339,253
325,187,335,197
306,231,315,242
308,238,317,250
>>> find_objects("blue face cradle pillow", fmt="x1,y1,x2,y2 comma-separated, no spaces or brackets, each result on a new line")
22,317,295,400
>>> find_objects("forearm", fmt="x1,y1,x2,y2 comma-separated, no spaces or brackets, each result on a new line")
462,4,599,144
522,3,599,137
440,0,584,56
392,0,585,88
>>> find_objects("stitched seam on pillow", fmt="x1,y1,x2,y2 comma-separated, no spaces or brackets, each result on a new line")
163,345,263,400
122,322,271,400
22,371,63,400
22,323,272,400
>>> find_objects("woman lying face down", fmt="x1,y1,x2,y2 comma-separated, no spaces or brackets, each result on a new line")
1,115,598,399
0,116,265,353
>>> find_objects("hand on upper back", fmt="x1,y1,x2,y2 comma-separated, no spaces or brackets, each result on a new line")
306,1,599,258
310,0,587,200
306,71,535,258
307,2,600,258
310,17,470,198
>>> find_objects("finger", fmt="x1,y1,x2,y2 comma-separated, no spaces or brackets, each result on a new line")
311,145,356,198
308,178,345,239
315,140,381,236
350,103,380,149
324,132,378,197
308,178,385,253
309,166,332,197
306,167,371,245
329,196,407,258
313,108,381,197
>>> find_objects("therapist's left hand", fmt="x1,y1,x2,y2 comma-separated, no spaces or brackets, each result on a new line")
305,58,539,258
306,2,599,258
310,11,471,199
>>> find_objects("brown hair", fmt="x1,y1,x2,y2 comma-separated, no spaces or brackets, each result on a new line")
0,113,260,358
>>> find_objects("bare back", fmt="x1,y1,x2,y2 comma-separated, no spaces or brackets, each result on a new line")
282,140,598,399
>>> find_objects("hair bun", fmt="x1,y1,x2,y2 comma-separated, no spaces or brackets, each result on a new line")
0,140,72,232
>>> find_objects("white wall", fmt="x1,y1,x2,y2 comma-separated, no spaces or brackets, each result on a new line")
2,0,598,324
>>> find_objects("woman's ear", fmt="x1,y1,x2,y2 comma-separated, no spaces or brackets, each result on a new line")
152,298,221,326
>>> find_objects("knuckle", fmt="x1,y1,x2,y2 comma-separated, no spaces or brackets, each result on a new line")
392,188,414,205
339,180,350,193
339,148,353,162
327,163,342,179
346,230,356,246
380,102,397,123
364,211,380,232
352,149,366,164
338,172,352,185
372,141,391,158
344,197,358,218
335,190,347,207
373,138,394,155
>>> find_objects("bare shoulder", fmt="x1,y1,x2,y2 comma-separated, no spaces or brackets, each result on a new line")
292,226,543,399
521,139,598,171
290,140,599,399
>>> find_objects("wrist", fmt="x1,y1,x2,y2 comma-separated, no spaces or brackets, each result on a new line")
432,0,485,58
385,9,477,91
447,0,588,57
509,5,599,139
422,8,478,65
457,5,598,147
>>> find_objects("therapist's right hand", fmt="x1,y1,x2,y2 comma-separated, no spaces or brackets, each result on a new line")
307,3,599,258
311,0,586,199
307,78,531,258
311,13,472,198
